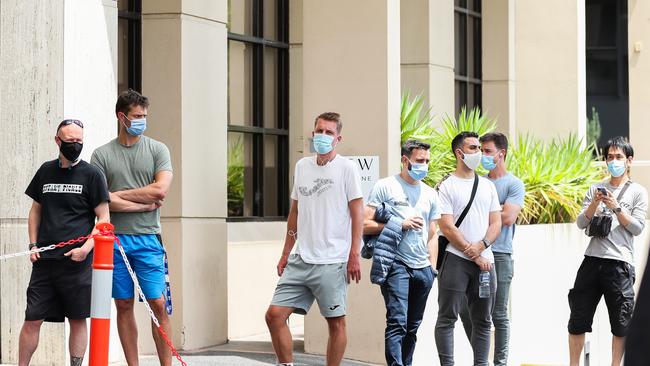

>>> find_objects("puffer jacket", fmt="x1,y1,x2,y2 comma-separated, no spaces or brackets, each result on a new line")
361,202,403,285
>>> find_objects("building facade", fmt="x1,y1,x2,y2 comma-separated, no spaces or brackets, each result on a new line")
0,0,649,364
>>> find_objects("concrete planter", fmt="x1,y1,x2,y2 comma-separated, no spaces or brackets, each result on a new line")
305,222,650,366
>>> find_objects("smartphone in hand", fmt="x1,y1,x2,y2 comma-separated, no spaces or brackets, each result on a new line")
597,187,607,196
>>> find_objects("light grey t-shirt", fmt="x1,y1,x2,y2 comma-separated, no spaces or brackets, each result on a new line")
576,181,648,265
489,173,525,254
367,175,441,269
91,136,172,235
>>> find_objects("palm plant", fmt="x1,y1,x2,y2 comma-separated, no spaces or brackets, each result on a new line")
426,107,497,186
508,134,605,224
400,93,436,146
399,94,605,224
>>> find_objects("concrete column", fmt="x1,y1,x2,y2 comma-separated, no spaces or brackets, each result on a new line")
301,1,400,363
628,0,650,193
1,1,118,364
289,0,304,168
482,0,516,138
140,0,228,351
400,0,455,120
514,0,586,141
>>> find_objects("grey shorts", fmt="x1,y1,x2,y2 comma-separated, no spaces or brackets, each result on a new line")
271,254,348,318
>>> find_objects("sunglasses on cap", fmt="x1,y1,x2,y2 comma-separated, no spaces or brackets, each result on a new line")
56,119,84,131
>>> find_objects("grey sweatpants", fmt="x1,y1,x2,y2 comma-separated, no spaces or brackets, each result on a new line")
434,253,496,366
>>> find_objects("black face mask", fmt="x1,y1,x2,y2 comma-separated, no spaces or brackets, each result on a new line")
59,140,83,162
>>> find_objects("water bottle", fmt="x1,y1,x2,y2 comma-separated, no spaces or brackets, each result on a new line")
479,271,490,298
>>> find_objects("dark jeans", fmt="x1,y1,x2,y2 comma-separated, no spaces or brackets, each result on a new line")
380,260,435,366
459,252,513,366
435,253,496,366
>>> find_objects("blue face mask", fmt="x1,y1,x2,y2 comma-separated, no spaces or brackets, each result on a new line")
313,133,334,154
481,155,497,170
122,114,147,136
407,160,428,181
607,159,627,177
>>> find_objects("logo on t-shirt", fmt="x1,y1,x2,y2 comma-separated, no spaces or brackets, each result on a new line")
42,183,83,194
299,178,334,197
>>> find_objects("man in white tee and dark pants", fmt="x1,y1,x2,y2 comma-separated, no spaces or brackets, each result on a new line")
265,112,364,366
434,131,502,366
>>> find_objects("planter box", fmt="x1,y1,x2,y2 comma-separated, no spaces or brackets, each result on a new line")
305,222,650,365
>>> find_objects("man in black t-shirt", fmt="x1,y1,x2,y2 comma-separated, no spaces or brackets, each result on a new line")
19,119,110,366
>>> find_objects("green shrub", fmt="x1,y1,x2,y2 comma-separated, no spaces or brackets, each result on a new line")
227,135,245,216
587,106,601,147
400,95,605,224
508,134,606,224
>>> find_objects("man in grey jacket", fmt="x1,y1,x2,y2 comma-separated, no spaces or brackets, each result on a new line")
364,139,440,366
568,136,648,366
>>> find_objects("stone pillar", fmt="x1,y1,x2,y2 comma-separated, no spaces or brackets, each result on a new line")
140,0,229,352
628,0,650,193
482,0,516,138
301,1,401,363
1,0,118,364
400,0,455,120
513,0,586,141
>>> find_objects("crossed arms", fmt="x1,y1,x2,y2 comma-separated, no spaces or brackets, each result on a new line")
108,170,173,212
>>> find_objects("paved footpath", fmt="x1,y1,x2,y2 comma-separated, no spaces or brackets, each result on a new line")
115,341,376,366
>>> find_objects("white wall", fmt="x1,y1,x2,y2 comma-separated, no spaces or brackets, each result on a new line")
414,223,650,365
227,222,305,339
304,223,650,366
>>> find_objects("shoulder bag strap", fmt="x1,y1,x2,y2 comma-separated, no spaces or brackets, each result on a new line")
616,180,632,202
454,173,479,227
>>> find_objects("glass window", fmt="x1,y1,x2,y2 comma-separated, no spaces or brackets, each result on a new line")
228,0,253,35
227,0,289,219
454,0,482,114
117,0,141,92
264,0,278,40
228,41,253,126
585,0,629,147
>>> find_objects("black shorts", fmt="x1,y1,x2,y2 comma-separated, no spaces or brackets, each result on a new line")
568,256,635,337
25,258,92,322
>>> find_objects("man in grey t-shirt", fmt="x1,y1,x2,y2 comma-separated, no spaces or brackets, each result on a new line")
568,137,648,366
91,89,174,366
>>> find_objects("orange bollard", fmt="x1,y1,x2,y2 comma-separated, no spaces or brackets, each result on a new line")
88,223,115,366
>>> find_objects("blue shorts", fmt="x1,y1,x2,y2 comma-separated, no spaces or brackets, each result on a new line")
113,234,166,300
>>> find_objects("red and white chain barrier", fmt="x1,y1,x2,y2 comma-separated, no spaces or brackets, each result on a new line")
0,224,187,366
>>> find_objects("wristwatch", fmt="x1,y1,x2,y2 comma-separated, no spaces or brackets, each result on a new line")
613,207,622,214
28,242,38,250
482,238,492,248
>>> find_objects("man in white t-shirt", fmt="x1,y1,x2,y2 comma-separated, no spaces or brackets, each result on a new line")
434,131,502,366
265,112,364,366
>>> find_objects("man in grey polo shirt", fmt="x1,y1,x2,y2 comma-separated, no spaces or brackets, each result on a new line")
265,112,364,366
